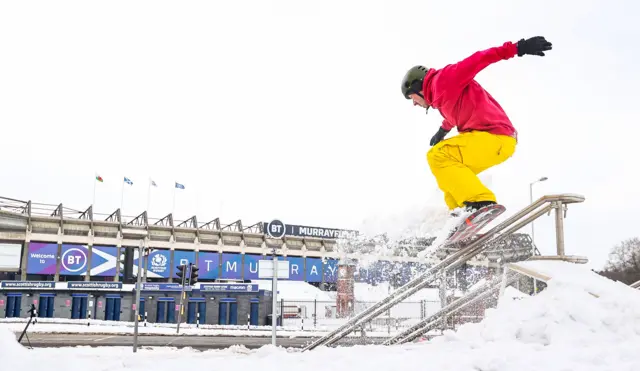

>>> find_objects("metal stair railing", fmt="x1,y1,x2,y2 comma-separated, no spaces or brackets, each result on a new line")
302,194,584,351
384,271,519,345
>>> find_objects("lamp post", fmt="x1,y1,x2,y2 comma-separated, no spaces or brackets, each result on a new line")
529,176,548,245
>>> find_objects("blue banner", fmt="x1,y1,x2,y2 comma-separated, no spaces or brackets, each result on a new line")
285,256,304,281
145,249,171,278
26,242,58,274
172,250,196,278
67,282,122,290
356,262,375,283
324,258,338,283
306,257,323,283
200,283,259,293
139,283,259,293
243,254,261,280
221,253,242,279
59,244,89,275
91,245,117,276
141,283,191,292
197,252,219,279
397,262,414,286
368,260,394,284
1,281,55,289
362,260,381,284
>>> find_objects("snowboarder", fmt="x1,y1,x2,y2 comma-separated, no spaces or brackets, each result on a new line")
401,37,552,213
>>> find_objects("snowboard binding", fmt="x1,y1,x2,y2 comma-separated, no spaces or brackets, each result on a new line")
443,204,506,248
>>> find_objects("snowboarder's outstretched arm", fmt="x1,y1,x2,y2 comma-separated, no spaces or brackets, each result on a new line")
435,37,552,99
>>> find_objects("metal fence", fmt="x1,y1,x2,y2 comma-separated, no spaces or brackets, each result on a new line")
277,299,441,334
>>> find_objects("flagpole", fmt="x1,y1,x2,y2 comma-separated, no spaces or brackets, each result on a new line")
120,178,124,214
146,178,151,212
93,176,97,208
172,183,176,216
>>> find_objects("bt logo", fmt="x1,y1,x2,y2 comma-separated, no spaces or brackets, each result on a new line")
61,248,87,273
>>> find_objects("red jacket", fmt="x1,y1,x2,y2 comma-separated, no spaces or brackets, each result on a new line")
422,41,518,137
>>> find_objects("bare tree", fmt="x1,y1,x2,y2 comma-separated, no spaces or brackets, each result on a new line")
601,237,640,284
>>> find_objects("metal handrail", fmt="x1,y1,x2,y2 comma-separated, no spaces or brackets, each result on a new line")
385,271,519,345
302,193,584,351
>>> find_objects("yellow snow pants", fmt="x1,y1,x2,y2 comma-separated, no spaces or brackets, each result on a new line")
427,130,516,210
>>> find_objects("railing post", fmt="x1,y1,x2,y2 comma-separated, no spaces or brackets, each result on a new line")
554,201,566,256
439,271,447,330
280,298,284,327
313,299,317,327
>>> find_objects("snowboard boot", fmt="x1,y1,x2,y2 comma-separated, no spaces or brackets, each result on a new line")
463,200,497,213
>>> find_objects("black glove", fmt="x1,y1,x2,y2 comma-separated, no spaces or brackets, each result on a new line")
517,36,552,57
430,127,449,146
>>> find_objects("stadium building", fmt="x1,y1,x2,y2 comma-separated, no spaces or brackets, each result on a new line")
0,195,533,325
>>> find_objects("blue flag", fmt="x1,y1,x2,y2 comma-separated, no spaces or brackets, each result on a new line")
124,177,133,185
175,182,185,189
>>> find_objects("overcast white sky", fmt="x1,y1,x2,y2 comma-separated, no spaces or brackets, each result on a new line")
0,0,637,269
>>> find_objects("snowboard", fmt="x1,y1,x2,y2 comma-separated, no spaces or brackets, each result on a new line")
442,204,506,247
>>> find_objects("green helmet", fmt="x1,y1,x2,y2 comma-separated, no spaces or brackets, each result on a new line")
401,65,429,99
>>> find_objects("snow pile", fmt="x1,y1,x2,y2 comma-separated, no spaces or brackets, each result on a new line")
421,262,640,370
515,259,635,298
0,327,27,367
503,285,528,299
442,280,640,349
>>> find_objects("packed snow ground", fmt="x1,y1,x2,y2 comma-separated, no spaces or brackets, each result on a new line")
0,280,442,336
2,261,640,371
0,285,522,337
0,318,415,338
